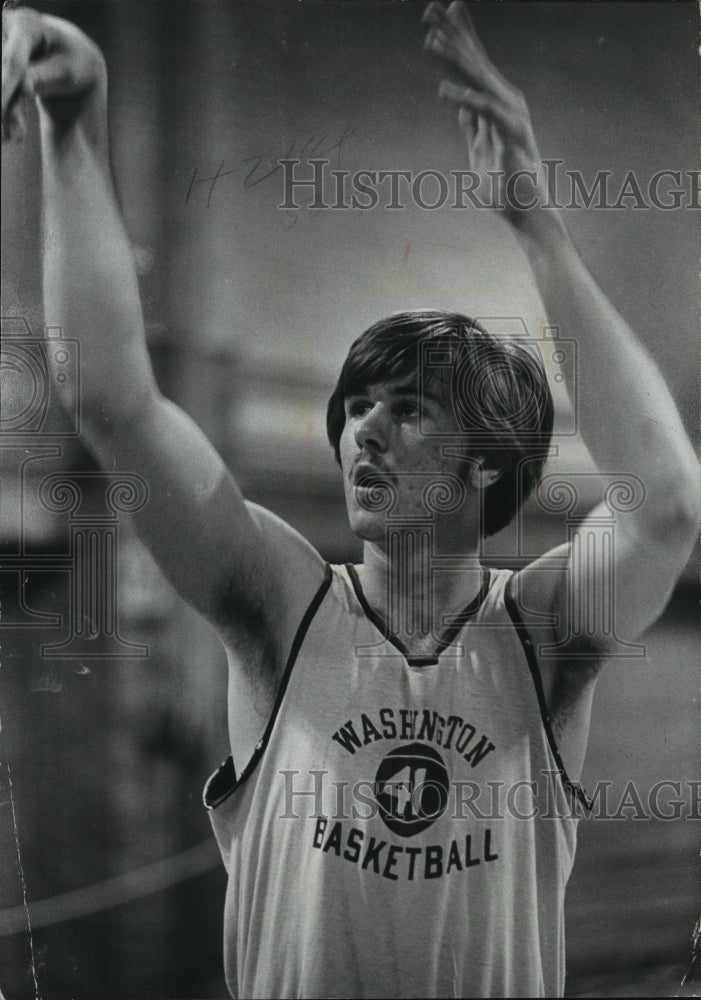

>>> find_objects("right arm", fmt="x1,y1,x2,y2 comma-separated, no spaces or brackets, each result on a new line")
2,10,326,715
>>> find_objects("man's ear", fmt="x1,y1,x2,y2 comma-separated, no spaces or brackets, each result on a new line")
468,457,502,489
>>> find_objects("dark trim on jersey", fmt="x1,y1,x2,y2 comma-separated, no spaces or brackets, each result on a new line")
504,574,592,814
434,566,491,654
345,563,491,668
204,563,333,811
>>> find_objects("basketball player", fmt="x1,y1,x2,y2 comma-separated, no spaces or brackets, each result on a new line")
2,2,699,997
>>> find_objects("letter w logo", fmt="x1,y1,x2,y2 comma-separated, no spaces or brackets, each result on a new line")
331,721,362,755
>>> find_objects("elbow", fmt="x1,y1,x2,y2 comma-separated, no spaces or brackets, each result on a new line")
668,496,701,548
643,470,701,548
678,493,701,546
676,464,701,535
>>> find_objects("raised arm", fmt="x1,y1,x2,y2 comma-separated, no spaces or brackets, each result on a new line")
424,4,700,659
2,10,325,690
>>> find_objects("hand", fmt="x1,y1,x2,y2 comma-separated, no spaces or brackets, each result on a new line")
2,6,105,143
424,1,554,234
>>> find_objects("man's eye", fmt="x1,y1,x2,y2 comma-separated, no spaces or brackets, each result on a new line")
347,400,371,418
396,401,420,418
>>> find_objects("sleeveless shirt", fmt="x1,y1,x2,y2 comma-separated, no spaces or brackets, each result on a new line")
204,564,589,999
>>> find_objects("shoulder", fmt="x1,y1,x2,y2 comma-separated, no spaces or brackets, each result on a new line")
245,501,325,569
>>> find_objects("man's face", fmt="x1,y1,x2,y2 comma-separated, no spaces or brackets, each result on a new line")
339,376,476,544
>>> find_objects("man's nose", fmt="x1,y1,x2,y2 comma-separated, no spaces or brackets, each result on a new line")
353,403,388,451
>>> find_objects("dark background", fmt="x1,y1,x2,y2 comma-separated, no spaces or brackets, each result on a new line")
1,2,699,997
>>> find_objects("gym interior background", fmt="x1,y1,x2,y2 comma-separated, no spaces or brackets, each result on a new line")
1,2,698,997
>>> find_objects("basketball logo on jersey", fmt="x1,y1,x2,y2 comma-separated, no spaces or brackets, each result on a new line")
307,709,501,880
374,742,449,836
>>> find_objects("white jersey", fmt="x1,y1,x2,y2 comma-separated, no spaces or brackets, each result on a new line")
204,564,589,999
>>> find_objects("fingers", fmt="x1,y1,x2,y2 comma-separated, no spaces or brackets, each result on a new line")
446,1,490,62
457,106,484,173
424,23,488,93
444,79,529,147
26,54,74,100
457,107,504,177
488,121,505,165
426,3,538,169
469,113,490,169
2,7,43,138
423,1,516,107
4,91,28,141
457,107,476,148
446,4,480,41
439,78,509,134
2,10,105,141
2,40,24,120
423,2,447,30
439,78,492,116
424,1,488,65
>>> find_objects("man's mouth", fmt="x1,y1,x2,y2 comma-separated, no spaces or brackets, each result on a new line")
351,462,393,488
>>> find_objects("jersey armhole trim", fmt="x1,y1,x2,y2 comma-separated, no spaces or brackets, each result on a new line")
204,563,333,811
504,574,592,814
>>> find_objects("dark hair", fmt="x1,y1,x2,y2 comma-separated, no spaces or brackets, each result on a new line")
326,310,554,537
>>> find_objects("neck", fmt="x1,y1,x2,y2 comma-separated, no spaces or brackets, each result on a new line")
357,532,484,651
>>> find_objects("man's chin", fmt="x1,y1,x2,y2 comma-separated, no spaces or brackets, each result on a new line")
347,509,387,543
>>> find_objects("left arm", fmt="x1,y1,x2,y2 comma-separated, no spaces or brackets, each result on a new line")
424,3,701,723
514,219,700,645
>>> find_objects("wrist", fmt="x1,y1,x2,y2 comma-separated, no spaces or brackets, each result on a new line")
37,77,109,165
33,22,109,150
512,206,571,255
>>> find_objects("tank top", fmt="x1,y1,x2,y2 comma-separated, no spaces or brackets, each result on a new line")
204,564,589,999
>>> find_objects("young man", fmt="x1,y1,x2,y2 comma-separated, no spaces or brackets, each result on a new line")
2,2,699,997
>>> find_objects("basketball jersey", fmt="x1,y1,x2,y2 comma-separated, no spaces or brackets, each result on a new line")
204,564,589,999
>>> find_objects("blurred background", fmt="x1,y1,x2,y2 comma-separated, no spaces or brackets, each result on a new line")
1,1,698,997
